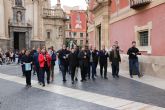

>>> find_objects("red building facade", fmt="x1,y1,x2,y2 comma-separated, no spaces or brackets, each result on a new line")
87,0,165,78
65,10,87,47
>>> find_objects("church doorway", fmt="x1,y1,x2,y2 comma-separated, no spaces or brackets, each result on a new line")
14,32,26,50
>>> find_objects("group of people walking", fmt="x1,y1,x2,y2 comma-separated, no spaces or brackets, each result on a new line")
0,49,19,65
21,47,56,88
12,40,142,88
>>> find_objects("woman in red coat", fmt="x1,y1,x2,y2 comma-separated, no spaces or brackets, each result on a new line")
38,48,52,87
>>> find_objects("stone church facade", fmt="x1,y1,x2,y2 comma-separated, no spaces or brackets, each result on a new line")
0,0,66,50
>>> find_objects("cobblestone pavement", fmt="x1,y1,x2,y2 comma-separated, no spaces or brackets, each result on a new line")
0,64,165,110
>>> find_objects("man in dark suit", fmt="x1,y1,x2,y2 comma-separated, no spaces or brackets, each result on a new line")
74,45,80,81
78,47,90,82
68,48,77,84
127,41,141,78
58,45,70,82
109,45,121,78
33,48,41,83
91,47,99,80
99,45,109,79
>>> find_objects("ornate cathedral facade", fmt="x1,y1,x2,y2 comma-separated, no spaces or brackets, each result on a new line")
0,0,66,50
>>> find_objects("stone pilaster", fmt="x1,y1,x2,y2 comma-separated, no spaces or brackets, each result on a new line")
0,0,5,38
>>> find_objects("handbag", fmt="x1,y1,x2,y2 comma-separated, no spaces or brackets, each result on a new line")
25,63,32,71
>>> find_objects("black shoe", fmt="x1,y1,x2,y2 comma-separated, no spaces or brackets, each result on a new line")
130,75,133,78
116,75,119,78
63,79,67,82
104,77,108,79
72,81,74,84
92,77,95,80
42,84,45,87
75,78,78,81
80,79,84,82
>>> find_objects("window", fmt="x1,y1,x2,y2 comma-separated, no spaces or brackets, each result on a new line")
47,32,50,39
139,31,149,46
80,40,83,46
73,32,77,36
80,33,83,37
69,32,71,37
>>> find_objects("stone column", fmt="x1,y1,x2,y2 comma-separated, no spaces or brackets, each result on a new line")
9,27,14,48
102,14,109,49
33,0,38,39
25,31,29,49
0,0,5,38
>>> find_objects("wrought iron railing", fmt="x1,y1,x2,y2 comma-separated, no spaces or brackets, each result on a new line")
130,0,152,9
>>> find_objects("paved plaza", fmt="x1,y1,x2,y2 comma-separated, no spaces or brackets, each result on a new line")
0,64,165,110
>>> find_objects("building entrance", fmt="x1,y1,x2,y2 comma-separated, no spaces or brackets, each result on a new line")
14,32,26,50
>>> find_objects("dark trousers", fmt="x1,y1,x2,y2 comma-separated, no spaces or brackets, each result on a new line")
111,63,119,77
80,63,88,80
35,66,40,82
88,62,92,79
100,63,107,78
129,59,140,76
25,71,31,85
61,65,67,81
50,64,55,81
88,62,97,79
32,65,36,74
66,64,69,74
40,67,50,85
22,65,25,76
70,66,76,81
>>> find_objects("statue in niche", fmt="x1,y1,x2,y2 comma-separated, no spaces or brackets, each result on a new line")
15,0,22,6
16,11,22,23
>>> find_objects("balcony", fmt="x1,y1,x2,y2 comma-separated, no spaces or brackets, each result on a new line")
130,0,152,9
42,8,65,19
96,0,111,4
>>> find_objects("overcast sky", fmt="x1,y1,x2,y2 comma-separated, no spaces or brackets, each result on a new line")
51,0,87,9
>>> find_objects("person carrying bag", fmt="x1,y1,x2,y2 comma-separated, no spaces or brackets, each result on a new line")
21,50,33,88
